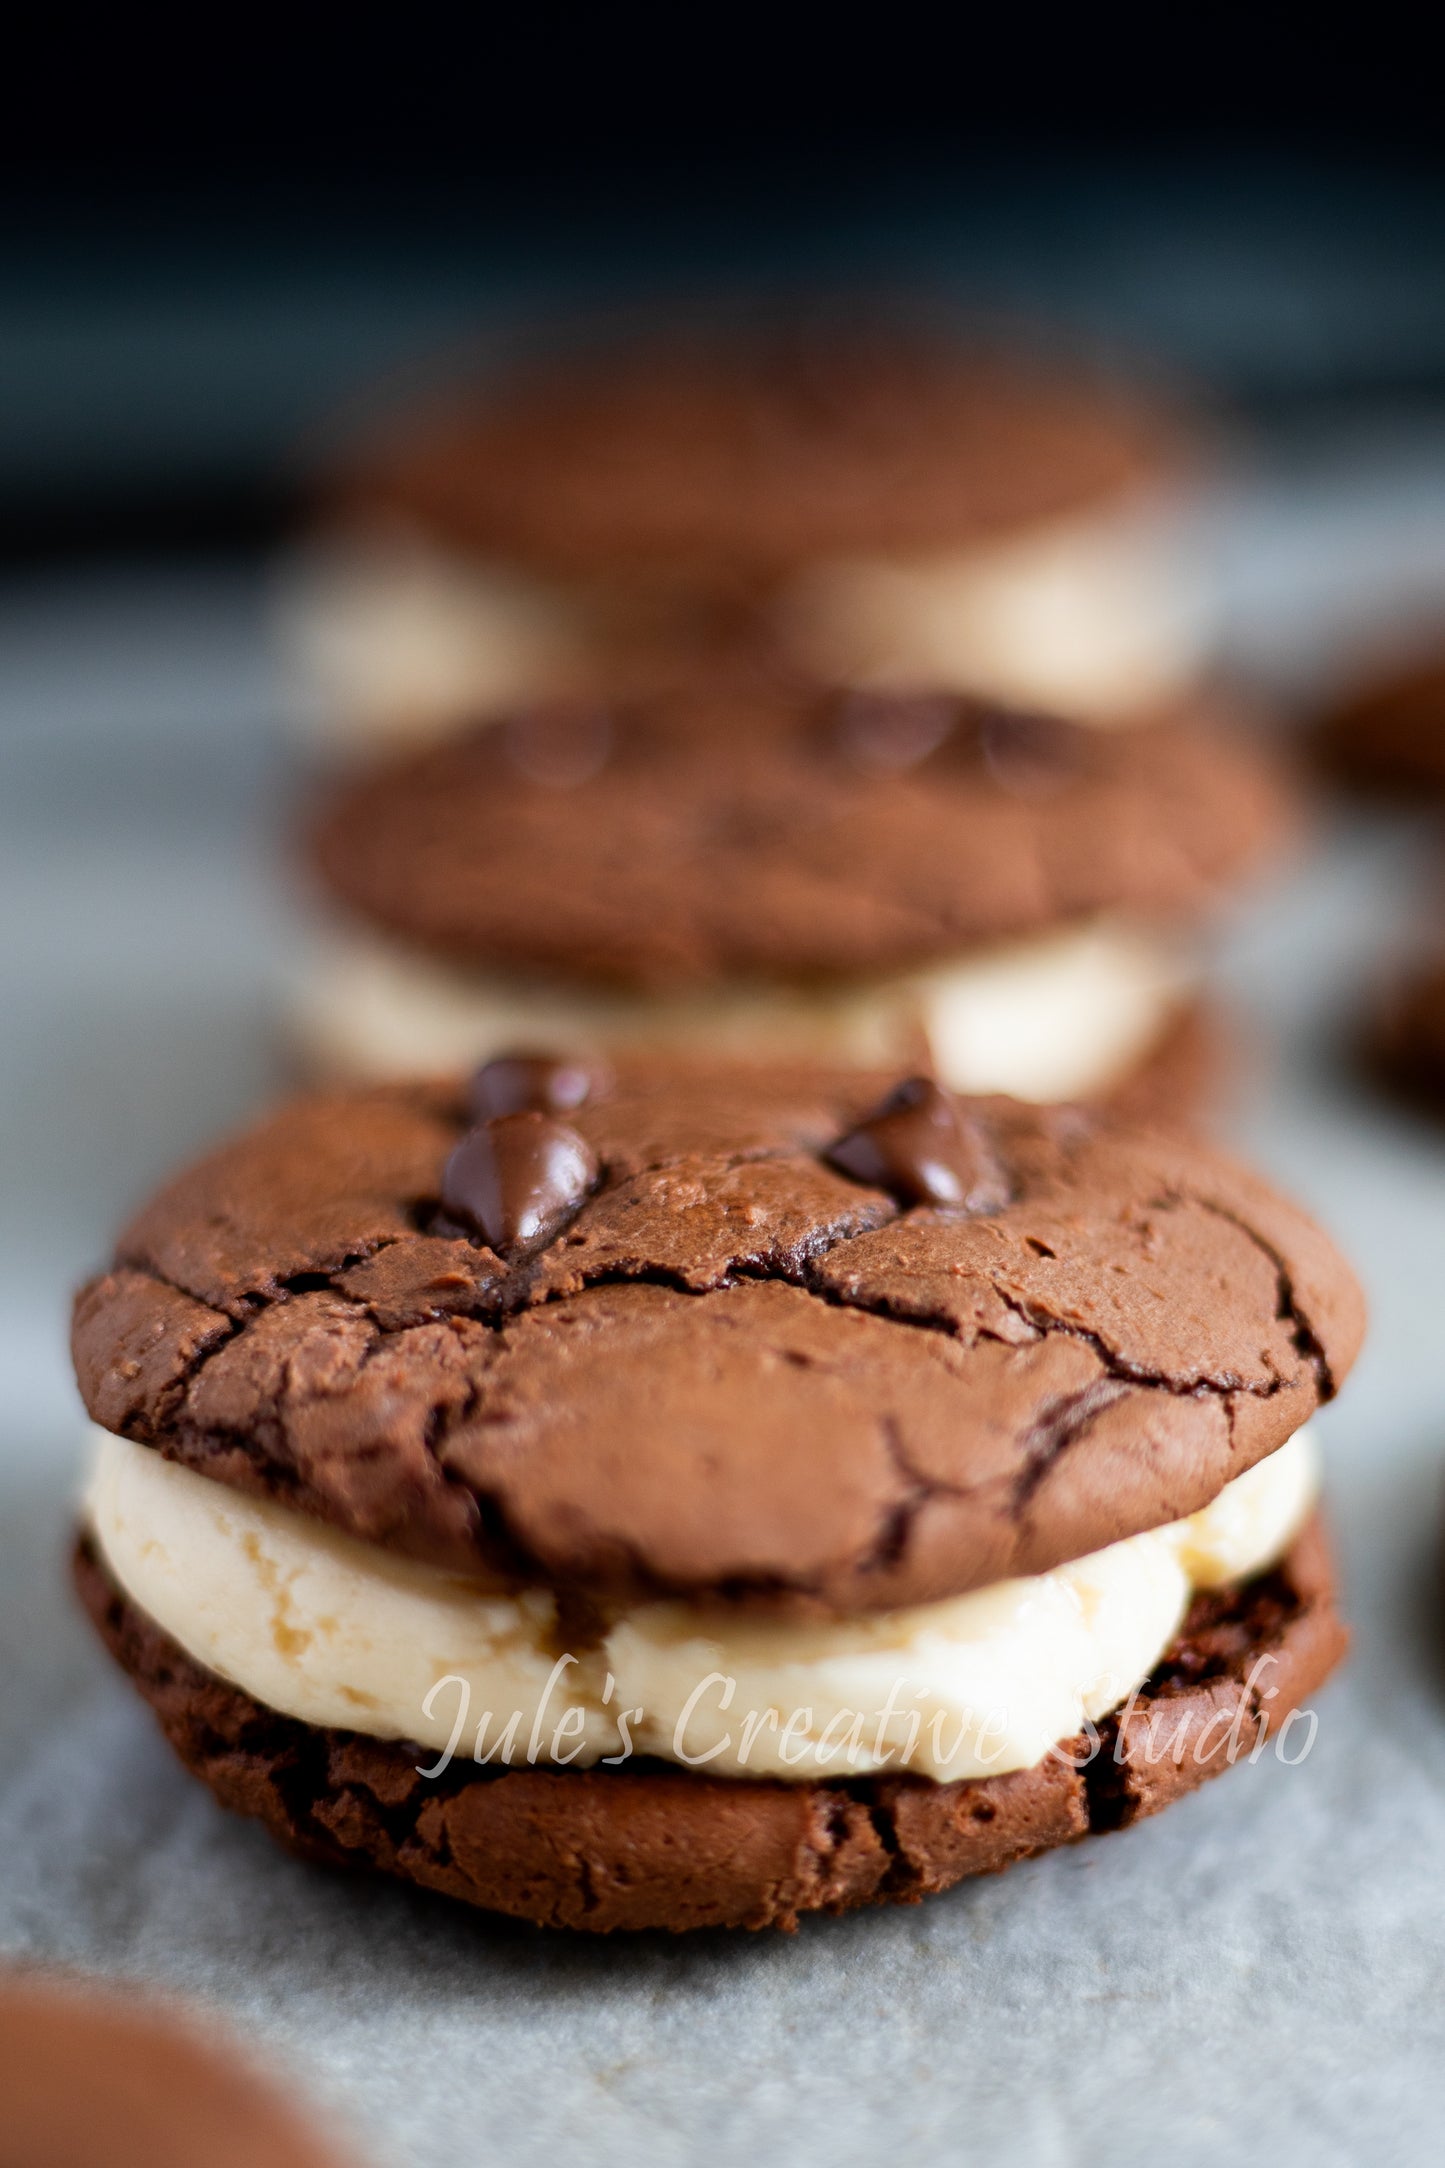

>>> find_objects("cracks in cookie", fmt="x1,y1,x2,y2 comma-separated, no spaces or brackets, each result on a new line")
796,1262,984,1343
727,1219,885,1289
523,1258,723,1307
857,1415,938,1582
800,1789,884,1906
986,1280,1293,1405
413,1373,528,1565
98,1256,385,1445
1011,1378,1133,1514
270,1268,359,1298
110,1164,1314,1435
423,1813,457,1877
507,1173,895,1313
90,1145,1330,1610
855,1791,922,1898
150,1310,246,1434
1190,1194,1335,1400
1079,1716,1134,1834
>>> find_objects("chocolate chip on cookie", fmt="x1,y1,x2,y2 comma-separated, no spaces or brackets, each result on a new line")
825,1076,1011,1209
440,1111,599,1257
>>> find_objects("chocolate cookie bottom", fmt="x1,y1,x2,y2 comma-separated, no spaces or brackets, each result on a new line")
75,1516,1344,1935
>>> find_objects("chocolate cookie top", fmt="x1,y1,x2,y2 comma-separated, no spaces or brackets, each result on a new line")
74,1060,1363,1615
308,677,1294,986
325,327,1191,584
1314,644,1445,796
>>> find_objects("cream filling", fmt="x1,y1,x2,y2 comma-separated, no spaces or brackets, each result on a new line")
277,507,1204,754
275,532,589,756
781,508,1206,723
85,1426,1318,1787
291,917,1190,1099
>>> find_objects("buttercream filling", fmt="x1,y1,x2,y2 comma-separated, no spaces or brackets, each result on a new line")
277,534,588,755
85,1425,1317,1787
781,509,1205,721
278,507,1204,754
292,917,1190,1099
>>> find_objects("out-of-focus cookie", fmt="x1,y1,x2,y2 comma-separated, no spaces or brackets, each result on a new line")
294,669,1292,1109
281,323,1210,756
0,1972,352,2168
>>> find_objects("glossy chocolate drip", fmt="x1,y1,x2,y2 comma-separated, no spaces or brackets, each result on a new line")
826,1076,1010,1210
440,1112,599,1257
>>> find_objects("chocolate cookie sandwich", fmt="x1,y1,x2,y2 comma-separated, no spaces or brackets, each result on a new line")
295,668,1293,1108
73,1057,1361,1934
0,1971,352,2168
281,323,1208,757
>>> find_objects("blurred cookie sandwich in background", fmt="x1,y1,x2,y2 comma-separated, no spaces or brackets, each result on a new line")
292,666,1294,1111
280,320,1212,759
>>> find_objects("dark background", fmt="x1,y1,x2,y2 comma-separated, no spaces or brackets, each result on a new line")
4,21,1443,559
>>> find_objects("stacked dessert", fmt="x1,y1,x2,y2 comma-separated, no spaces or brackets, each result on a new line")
73,1058,1360,1932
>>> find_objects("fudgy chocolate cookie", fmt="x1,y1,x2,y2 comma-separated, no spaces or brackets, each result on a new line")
73,1063,1360,1606
73,1059,1361,1933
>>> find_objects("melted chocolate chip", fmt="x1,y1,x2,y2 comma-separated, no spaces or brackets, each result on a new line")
468,1052,612,1123
825,1077,1011,1211
502,703,612,789
440,1113,599,1258
834,689,958,774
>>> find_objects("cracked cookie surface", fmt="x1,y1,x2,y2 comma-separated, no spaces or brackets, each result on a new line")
72,1062,1364,1612
307,679,1294,986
